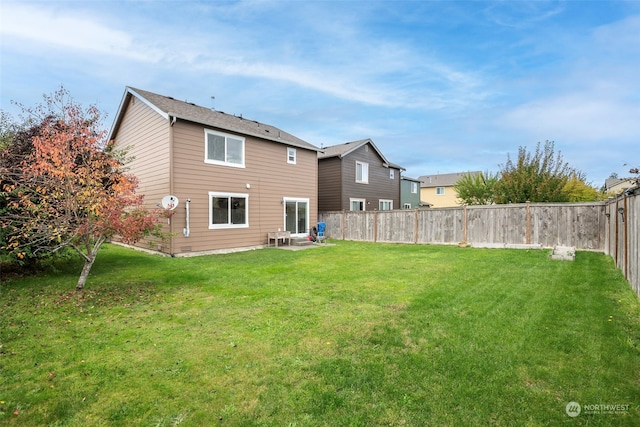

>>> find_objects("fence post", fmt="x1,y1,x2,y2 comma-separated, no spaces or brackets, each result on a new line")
463,205,468,242
414,208,419,244
615,199,619,262
526,201,531,244
624,195,629,279
342,210,346,241
373,210,378,243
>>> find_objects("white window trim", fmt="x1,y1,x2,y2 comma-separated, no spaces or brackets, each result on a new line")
287,147,297,164
350,198,366,211
436,187,445,195
356,161,369,184
404,203,412,209
208,192,249,229
379,199,393,210
283,197,309,236
204,129,245,168
390,169,395,179
411,182,418,194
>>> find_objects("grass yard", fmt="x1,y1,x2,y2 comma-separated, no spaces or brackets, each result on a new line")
1,241,639,426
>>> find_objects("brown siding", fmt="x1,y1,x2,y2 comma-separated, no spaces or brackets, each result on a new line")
318,157,342,211
167,120,318,254
115,97,170,197
113,97,318,256
340,144,401,210
113,97,171,251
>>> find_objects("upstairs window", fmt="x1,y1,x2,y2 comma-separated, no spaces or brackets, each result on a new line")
411,182,418,194
287,147,297,164
390,169,395,179
436,187,445,195
205,129,245,167
356,161,369,184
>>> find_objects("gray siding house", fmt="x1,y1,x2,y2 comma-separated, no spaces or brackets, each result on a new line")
401,176,422,209
318,139,404,211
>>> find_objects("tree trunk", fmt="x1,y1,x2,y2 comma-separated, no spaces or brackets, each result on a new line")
74,237,105,291
76,254,96,291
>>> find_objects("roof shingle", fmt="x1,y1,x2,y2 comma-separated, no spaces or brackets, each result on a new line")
112,87,319,152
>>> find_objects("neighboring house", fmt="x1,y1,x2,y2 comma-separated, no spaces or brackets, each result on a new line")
417,171,480,208
108,87,320,256
401,176,422,209
318,139,404,211
604,177,638,195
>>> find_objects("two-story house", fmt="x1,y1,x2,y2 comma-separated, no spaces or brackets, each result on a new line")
109,87,320,256
318,139,404,211
417,171,480,208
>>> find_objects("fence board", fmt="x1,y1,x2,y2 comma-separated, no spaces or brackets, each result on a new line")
605,192,639,299
377,210,416,243
321,202,607,249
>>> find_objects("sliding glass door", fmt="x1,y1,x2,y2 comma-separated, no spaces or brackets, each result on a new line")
284,198,309,236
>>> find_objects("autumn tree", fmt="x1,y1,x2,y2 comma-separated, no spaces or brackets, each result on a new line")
454,170,498,205
563,174,607,202
0,112,56,266
0,88,161,290
493,140,578,204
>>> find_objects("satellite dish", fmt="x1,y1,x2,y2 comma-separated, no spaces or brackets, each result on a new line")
161,195,179,210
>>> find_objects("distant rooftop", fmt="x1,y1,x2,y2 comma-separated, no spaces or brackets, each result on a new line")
417,171,480,188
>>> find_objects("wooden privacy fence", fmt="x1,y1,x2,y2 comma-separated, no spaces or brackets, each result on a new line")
320,196,639,299
605,191,639,299
320,202,606,249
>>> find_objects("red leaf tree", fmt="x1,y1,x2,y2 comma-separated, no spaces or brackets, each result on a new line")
1,88,161,290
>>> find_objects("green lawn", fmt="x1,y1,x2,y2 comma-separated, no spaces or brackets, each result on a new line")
1,241,639,426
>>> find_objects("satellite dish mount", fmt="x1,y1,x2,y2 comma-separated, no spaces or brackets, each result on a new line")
161,195,179,210
161,195,179,223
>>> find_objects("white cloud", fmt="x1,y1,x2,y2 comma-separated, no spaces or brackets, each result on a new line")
499,13,640,144
1,1,487,111
3,4,119,54
503,93,640,142
484,1,565,28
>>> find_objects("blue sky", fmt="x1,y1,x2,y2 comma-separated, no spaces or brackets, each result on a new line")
1,0,639,186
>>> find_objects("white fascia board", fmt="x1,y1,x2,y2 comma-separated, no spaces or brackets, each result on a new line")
107,87,170,141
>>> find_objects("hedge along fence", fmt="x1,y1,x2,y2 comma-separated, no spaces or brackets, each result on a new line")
320,196,640,299
320,202,606,250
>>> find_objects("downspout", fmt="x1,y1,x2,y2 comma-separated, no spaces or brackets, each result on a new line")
184,199,191,237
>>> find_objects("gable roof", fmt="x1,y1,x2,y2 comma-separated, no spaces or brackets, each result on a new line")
108,87,319,151
604,177,637,191
319,138,405,170
418,171,480,188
